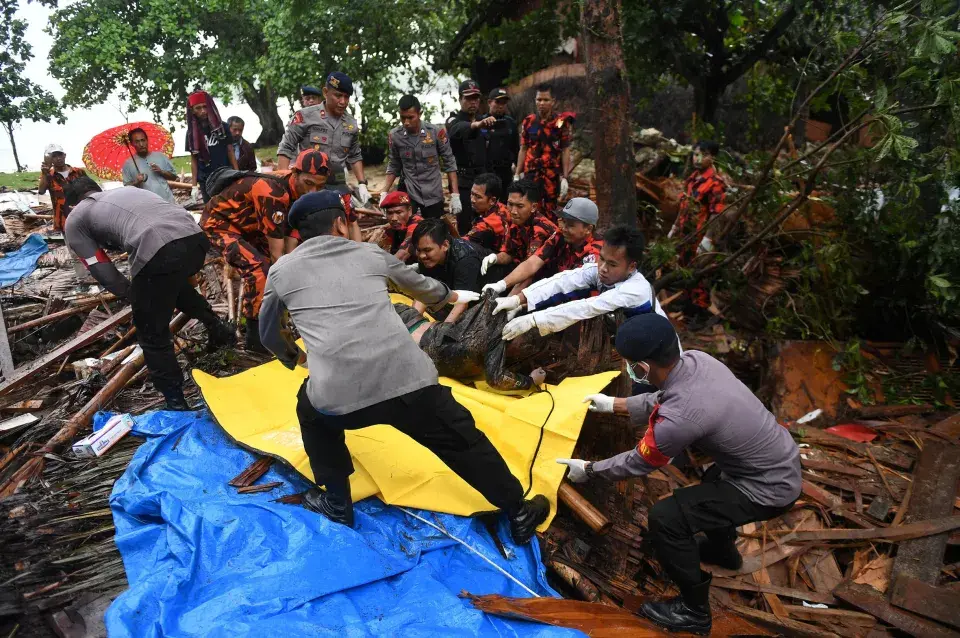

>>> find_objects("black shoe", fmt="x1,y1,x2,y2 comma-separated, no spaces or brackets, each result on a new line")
162,389,192,411
640,574,712,635
509,495,549,545
697,534,743,570
302,487,355,527
206,320,235,352
244,319,268,354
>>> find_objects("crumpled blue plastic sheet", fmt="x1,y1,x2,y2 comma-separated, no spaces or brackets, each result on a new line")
105,410,582,637
0,234,48,287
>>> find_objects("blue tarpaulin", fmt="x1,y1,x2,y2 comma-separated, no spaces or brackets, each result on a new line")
0,234,48,287
105,410,581,637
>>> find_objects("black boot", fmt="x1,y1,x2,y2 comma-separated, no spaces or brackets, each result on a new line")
302,478,354,527
244,318,268,354
509,495,549,545
162,387,192,411
206,319,235,352
697,533,743,570
640,572,712,635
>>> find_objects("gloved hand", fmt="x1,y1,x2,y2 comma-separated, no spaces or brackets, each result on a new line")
502,314,536,341
559,177,569,199
697,235,714,254
482,279,507,295
506,306,522,321
449,193,463,216
451,290,480,304
583,393,614,413
492,295,521,315
556,458,589,483
357,184,371,206
480,253,498,276
513,174,521,183
379,192,388,206
530,367,547,387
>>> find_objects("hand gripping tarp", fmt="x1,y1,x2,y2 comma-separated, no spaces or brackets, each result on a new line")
106,410,582,637
0,234,48,287
193,362,618,529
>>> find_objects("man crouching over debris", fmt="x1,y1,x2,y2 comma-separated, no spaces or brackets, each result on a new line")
64,178,234,410
258,190,550,543
559,313,801,635
488,224,665,341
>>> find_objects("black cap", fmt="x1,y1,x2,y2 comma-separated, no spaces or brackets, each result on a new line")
288,190,345,230
458,79,481,97
488,87,510,101
615,314,678,363
301,85,322,96
326,72,354,96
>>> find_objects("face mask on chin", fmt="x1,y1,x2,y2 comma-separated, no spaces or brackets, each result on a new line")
626,361,650,386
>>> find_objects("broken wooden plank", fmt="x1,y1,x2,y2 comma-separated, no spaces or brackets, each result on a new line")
710,576,836,605
787,423,914,470
930,413,960,439
780,516,960,543
0,399,45,413
782,604,877,628
228,457,274,488
858,404,933,419
752,567,789,619
889,574,960,629
801,480,875,528
801,458,870,477
724,603,840,638
801,548,844,594
0,303,13,381
834,580,957,638
0,413,39,436
236,482,284,494
891,445,960,585
0,307,132,399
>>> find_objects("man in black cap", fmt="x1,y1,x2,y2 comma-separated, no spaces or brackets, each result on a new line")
446,79,492,235
300,85,323,108
258,190,550,544
557,313,801,635
278,72,370,207
483,88,519,194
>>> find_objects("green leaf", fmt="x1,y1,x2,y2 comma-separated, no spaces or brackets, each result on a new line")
875,84,888,110
929,274,952,288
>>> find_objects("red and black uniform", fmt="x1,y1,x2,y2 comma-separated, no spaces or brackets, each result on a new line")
201,173,299,319
673,166,727,307
47,166,87,231
520,112,575,218
502,213,557,264
386,214,424,260
465,202,510,252
534,231,603,278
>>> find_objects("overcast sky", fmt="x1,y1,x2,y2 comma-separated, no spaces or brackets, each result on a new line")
2,2,460,173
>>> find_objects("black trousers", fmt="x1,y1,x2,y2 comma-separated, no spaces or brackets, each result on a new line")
296,381,525,514
647,466,795,590
129,234,220,396
457,185,475,235
412,200,446,220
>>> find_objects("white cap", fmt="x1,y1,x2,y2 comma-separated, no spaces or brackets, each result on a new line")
44,143,65,156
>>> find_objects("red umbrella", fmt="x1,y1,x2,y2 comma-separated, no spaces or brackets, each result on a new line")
82,121,175,182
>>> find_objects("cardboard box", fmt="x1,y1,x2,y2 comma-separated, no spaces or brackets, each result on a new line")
71,414,133,458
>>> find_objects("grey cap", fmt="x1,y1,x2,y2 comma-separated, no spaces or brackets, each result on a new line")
559,197,598,225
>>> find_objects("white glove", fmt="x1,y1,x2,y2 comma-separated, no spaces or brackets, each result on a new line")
492,295,521,316
480,253,498,276
482,279,507,295
697,235,714,254
451,290,480,304
506,306,522,321
357,184,371,206
513,174,521,183
449,193,463,216
559,177,569,199
502,314,536,341
582,393,614,413
556,458,589,483
379,192,388,206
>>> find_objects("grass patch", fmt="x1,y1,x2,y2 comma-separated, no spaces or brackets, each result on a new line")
0,171,41,190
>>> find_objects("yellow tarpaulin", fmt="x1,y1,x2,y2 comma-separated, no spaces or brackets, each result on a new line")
193,297,617,529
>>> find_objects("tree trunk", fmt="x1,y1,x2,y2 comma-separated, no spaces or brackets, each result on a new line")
581,0,637,229
242,82,285,147
4,121,23,172
693,80,723,126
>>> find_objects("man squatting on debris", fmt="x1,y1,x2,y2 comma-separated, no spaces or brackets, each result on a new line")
559,313,802,635
258,191,551,544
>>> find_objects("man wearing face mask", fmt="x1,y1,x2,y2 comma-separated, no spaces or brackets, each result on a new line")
490,225,665,341
558,314,801,636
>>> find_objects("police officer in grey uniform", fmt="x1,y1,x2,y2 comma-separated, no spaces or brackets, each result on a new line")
381,94,461,220
277,72,371,206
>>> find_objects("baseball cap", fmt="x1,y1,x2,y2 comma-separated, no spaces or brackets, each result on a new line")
559,197,598,226
380,191,412,208
325,72,354,96
301,85,322,97
458,79,481,97
488,88,510,101
291,149,329,174
615,314,679,364
44,143,65,156
289,190,345,230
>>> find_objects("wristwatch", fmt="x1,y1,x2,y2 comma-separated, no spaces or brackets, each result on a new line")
585,462,597,479
357,180,368,185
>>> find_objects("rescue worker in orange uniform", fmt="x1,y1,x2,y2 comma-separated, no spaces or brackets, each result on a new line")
201,149,330,351
515,83,575,220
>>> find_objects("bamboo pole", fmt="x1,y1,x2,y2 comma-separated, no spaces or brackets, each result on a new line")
558,482,612,535
7,298,114,334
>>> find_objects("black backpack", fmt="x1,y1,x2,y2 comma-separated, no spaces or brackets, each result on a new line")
205,166,283,199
